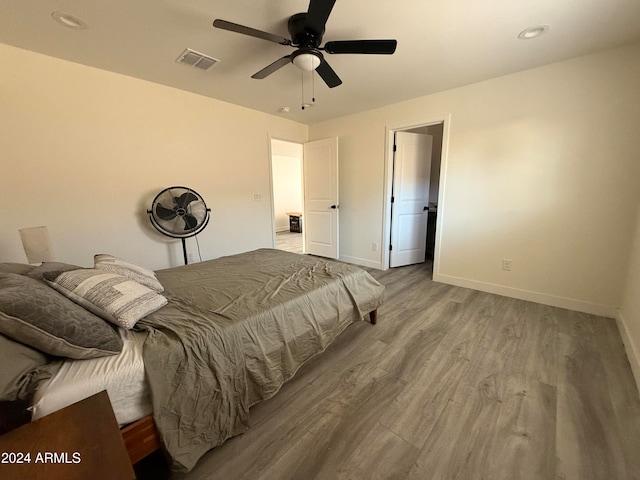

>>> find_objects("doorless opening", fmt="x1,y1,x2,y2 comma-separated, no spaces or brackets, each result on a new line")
270,138,304,254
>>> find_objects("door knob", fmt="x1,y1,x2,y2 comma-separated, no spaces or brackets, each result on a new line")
331,205,338,209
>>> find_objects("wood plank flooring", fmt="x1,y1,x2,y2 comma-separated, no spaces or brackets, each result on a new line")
139,261,640,480
275,231,303,254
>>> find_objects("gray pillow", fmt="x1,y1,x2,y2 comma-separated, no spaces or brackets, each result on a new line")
94,254,164,292
0,263,35,276
44,268,167,329
0,334,50,402
0,273,123,359
27,262,82,282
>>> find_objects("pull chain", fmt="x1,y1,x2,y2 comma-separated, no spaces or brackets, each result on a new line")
301,70,305,109
301,70,316,110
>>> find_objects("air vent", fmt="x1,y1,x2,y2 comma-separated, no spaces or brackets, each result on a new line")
176,48,220,71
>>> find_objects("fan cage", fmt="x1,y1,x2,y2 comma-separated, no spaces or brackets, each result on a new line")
148,186,211,239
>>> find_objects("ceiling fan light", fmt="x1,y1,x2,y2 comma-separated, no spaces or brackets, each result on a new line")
292,52,321,72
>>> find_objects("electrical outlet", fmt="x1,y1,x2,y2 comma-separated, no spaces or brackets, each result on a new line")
252,193,262,202
372,242,378,252
502,259,513,271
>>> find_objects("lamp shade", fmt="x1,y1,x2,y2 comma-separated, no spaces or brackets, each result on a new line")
292,52,321,72
19,226,55,264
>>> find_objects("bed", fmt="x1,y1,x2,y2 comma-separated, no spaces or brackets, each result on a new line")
0,248,384,472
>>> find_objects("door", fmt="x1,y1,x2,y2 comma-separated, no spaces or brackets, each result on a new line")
390,132,432,267
303,137,339,259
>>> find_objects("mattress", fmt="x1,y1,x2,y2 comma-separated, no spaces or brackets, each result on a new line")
138,248,385,471
30,329,152,426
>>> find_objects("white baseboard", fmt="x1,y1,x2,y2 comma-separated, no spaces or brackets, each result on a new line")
432,273,616,318
339,254,383,270
615,309,640,396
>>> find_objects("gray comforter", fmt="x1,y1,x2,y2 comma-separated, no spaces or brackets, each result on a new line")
136,249,384,472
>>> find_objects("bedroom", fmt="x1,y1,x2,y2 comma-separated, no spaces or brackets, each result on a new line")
1,0,640,478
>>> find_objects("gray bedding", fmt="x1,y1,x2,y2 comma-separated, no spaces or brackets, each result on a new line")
136,249,384,472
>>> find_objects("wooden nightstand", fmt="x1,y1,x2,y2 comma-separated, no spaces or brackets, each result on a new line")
0,391,136,480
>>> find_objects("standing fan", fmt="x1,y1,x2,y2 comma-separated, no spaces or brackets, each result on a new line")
147,186,211,265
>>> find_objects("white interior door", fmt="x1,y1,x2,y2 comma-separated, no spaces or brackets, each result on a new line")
303,137,339,259
390,132,432,267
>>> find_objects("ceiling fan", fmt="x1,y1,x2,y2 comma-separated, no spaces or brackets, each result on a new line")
213,0,397,88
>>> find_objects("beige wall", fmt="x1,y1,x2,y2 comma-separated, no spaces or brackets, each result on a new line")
0,44,307,269
310,41,640,317
618,202,640,388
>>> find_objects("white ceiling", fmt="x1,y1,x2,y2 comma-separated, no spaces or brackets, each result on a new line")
2,0,640,125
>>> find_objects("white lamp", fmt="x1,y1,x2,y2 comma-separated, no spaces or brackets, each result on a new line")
292,52,321,72
19,226,55,264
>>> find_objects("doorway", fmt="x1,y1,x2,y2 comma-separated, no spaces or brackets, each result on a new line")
270,139,304,254
383,117,448,271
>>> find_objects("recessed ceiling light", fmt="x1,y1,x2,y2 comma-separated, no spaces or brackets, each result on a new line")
518,25,549,40
279,107,291,113
52,11,87,30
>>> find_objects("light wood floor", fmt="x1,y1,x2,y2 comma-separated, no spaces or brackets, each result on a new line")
145,261,640,480
276,231,303,254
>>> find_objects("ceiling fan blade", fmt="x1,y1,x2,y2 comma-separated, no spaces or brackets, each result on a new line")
183,214,198,230
305,0,337,36
213,19,292,46
324,39,397,54
155,203,177,221
252,55,292,79
316,59,342,88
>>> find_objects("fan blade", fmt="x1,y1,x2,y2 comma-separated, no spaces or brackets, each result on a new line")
316,59,342,88
156,203,177,221
252,55,292,79
176,192,199,209
324,40,397,54
183,214,198,231
213,19,291,46
305,0,337,36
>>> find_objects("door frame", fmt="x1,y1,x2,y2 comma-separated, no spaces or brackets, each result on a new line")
382,114,451,272
268,136,305,251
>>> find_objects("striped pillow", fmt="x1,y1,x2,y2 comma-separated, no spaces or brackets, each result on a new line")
94,254,164,293
44,269,167,329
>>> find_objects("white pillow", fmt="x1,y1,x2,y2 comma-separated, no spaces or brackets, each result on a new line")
45,269,167,329
94,254,164,293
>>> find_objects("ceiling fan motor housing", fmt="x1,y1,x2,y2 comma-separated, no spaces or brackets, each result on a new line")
288,13,323,48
